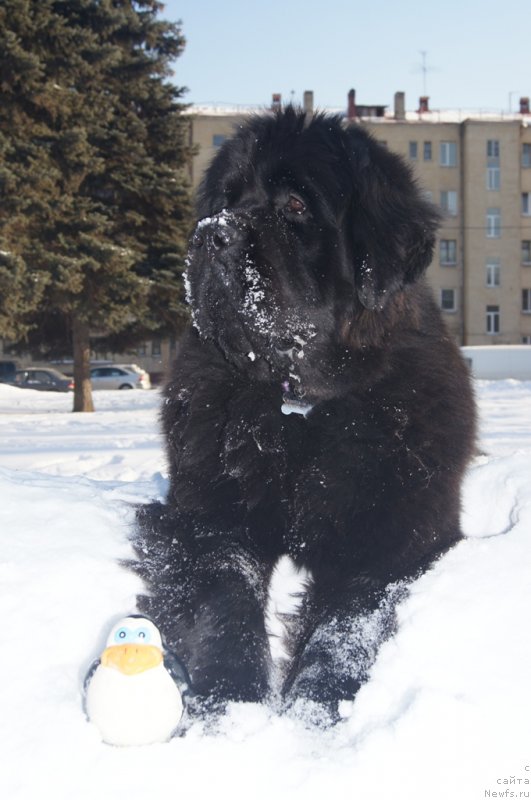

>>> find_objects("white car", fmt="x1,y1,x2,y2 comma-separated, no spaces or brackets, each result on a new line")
90,364,151,390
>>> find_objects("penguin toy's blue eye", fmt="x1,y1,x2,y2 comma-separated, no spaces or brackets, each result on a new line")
135,627,151,643
114,627,131,643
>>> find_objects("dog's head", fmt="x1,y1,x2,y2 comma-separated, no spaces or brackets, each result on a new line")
185,108,440,376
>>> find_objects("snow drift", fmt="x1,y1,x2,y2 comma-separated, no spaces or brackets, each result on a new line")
0,380,530,800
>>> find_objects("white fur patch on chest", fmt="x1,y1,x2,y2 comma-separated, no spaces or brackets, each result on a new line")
265,556,311,663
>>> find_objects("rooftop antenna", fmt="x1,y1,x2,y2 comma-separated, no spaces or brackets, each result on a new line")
412,51,437,101
419,50,429,96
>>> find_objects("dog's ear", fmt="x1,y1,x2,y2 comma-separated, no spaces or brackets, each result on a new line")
344,128,441,310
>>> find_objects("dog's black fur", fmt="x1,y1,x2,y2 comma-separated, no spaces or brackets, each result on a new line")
134,108,476,721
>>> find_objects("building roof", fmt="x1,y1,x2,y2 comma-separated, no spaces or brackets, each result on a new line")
188,104,531,126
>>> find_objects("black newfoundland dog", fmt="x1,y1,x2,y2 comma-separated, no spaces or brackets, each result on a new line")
135,108,476,722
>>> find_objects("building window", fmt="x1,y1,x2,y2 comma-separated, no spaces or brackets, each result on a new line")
486,305,500,334
440,141,457,167
523,336,531,344
151,340,161,356
522,143,531,168
441,289,457,311
523,289,531,313
440,190,458,216
523,193,531,215
409,141,418,160
440,239,457,265
522,241,531,264
487,139,500,162
486,259,500,287
486,208,501,237
423,141,432,161
486,166,500,190
137,342,147,356
212,134,227,147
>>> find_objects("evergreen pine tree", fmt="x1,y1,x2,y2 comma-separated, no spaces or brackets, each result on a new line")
0,0,192,411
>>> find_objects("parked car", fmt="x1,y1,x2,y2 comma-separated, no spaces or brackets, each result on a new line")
90,364,151,390
14,368,74,392
0,360,17,384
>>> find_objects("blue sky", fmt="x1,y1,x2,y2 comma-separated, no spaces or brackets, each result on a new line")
162,0,530,113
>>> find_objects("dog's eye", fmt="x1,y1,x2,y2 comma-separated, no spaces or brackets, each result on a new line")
285,194,306,215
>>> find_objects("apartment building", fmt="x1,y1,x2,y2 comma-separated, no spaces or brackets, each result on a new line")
188,91,531,346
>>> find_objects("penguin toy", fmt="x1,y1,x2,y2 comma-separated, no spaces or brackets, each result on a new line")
84,615,191,746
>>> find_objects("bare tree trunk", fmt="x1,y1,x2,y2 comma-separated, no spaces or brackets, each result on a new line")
72,315,94,412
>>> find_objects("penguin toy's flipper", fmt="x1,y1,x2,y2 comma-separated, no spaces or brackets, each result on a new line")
163,649,193,700
83,615,191,746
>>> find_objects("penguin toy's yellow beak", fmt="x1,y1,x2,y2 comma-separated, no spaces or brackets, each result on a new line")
101,644,162,676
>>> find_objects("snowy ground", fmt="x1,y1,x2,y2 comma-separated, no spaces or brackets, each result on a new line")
1,380,530,800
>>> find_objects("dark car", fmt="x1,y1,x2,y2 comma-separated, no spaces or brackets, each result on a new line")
0,360,17,384
14,368,74,392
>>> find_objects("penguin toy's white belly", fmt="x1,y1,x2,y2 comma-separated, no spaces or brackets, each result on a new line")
85,661,184,746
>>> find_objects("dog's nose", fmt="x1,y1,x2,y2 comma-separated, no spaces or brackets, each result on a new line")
192,213,247,254
210,225,232,250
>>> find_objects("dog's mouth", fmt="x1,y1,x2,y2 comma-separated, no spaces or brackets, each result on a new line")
184,246,276,346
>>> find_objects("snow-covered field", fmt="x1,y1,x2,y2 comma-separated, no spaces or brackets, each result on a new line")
1,380,530,800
